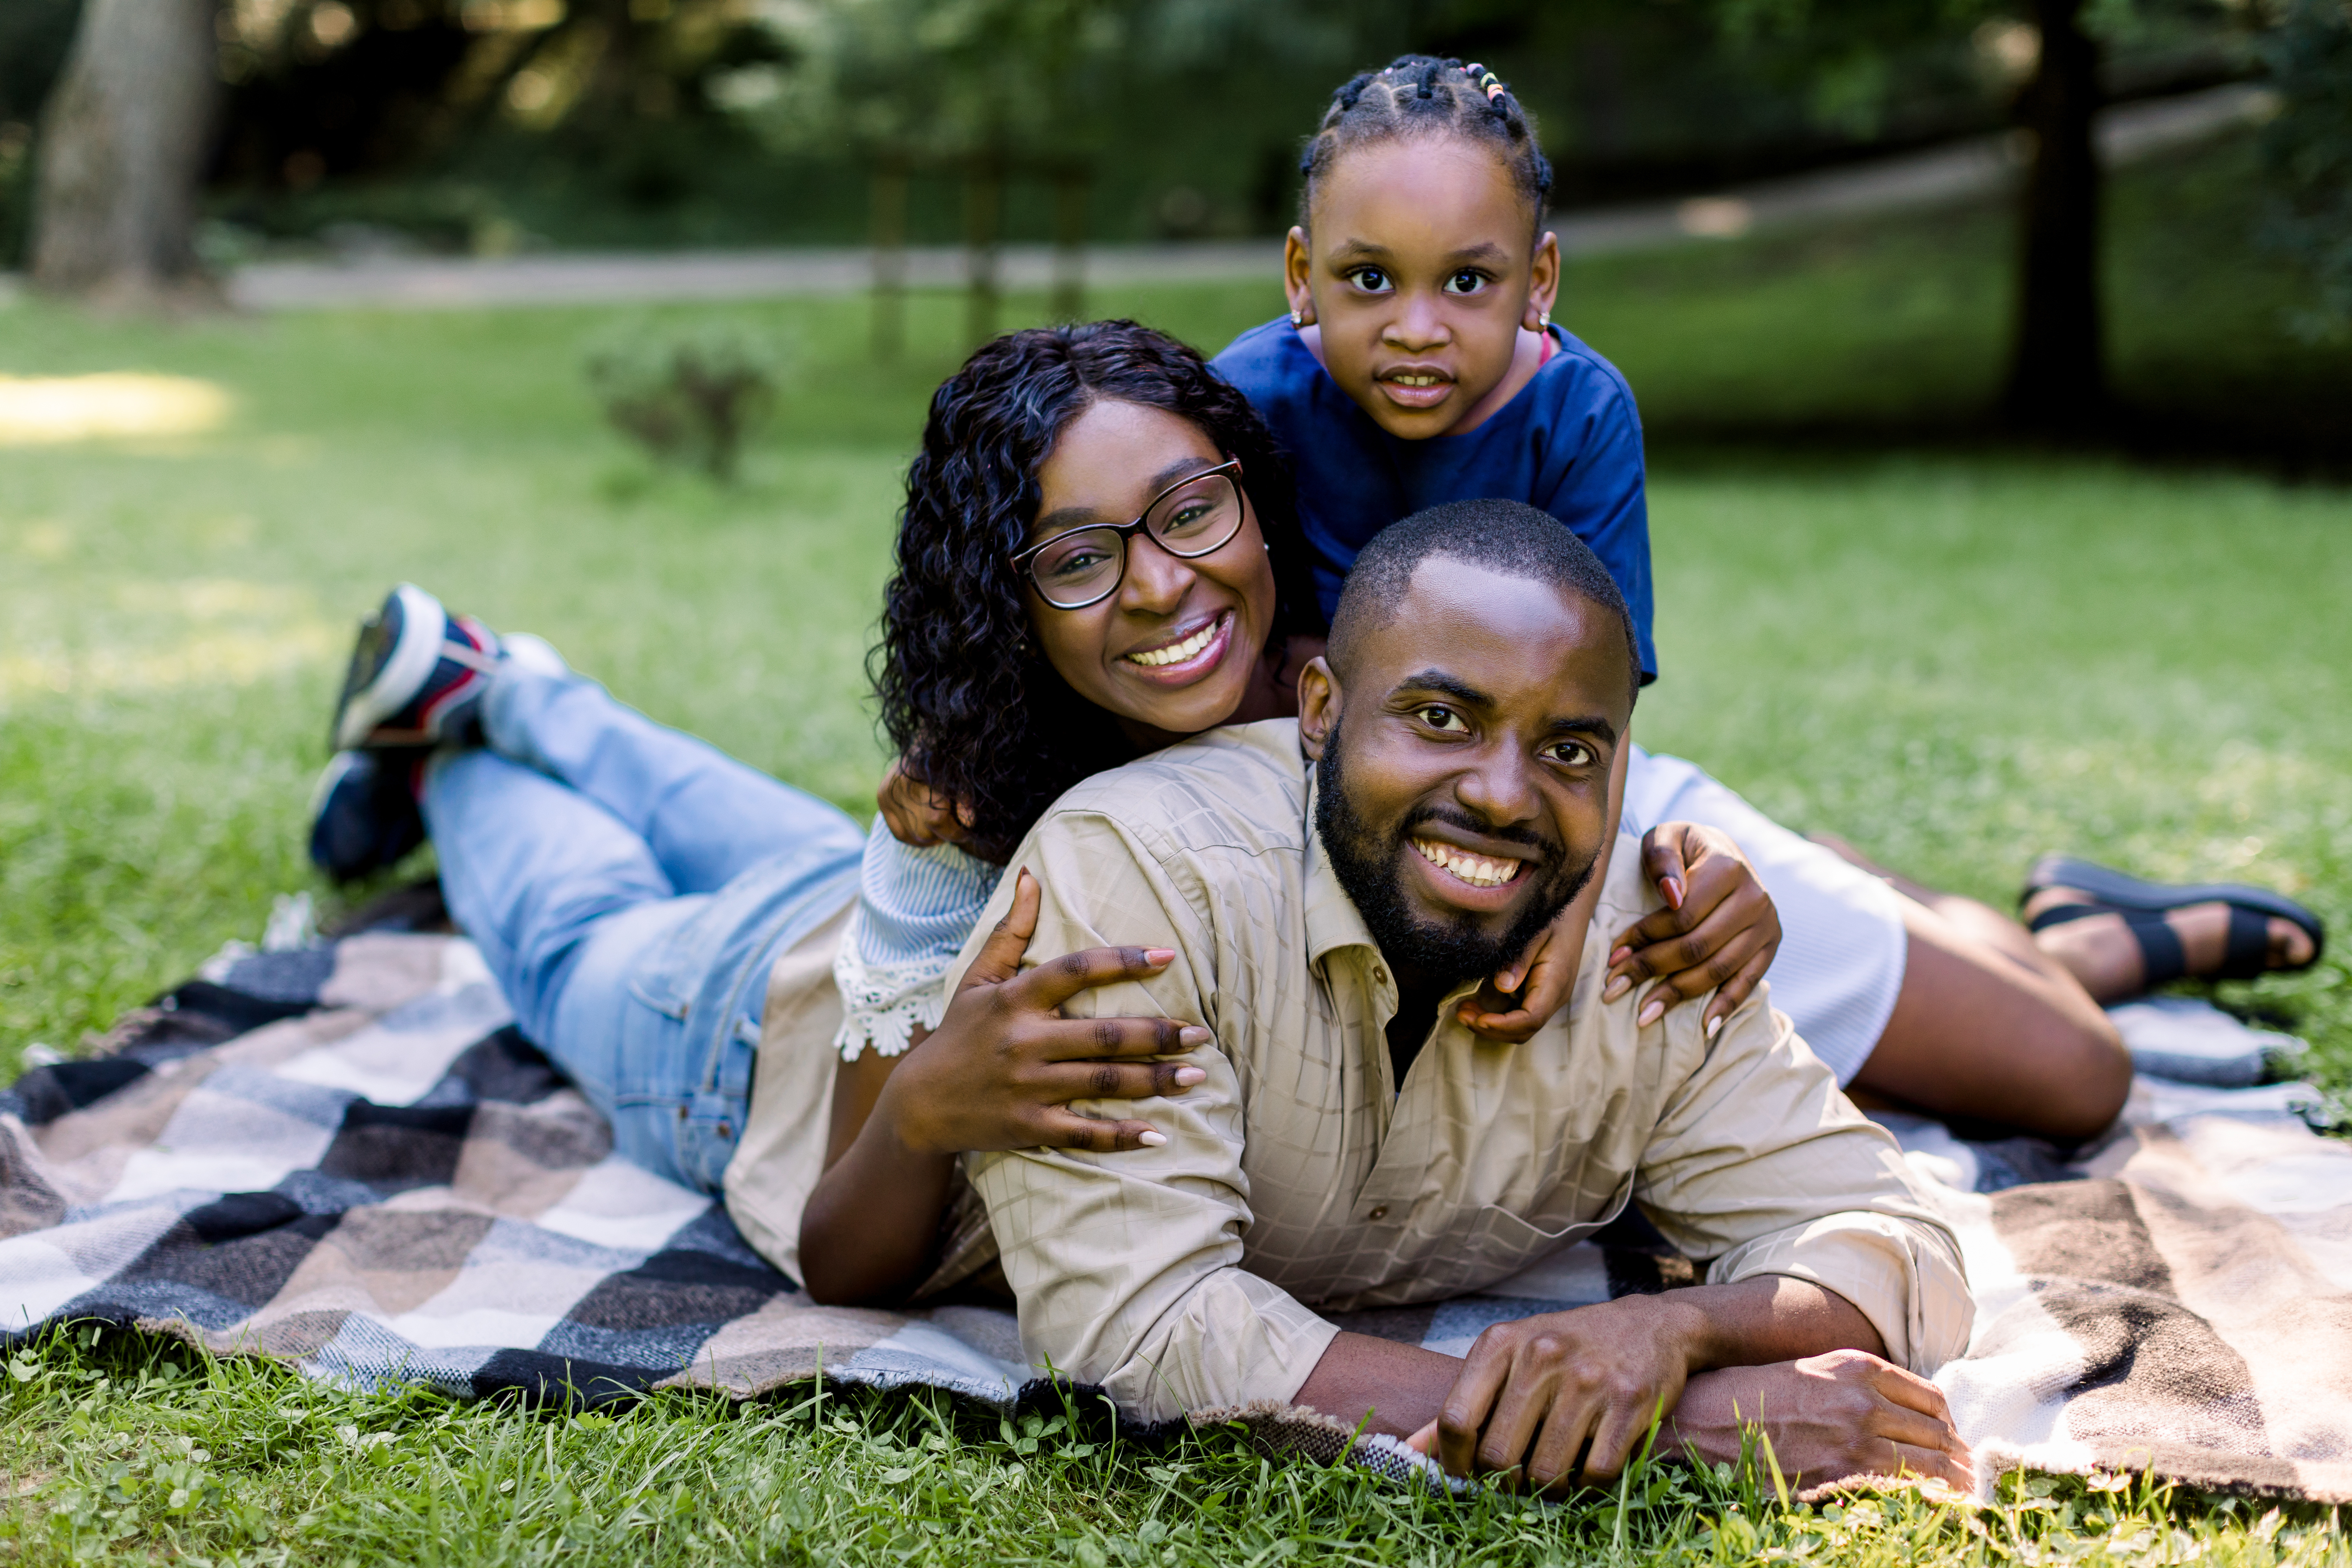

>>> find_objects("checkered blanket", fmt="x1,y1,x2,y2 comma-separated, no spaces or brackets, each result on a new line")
4,931,2348,1499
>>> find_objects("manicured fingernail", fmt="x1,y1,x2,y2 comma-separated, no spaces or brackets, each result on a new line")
1172,1066,1206,1087
1661,878,1684,910
1602,975,1632,1002
1706,1014,1724,1040
1137,1130,1167,1147
1607,946,1633,967
1638,996,1666,1027
1177,1026,1211,1048
1144,949,1176,966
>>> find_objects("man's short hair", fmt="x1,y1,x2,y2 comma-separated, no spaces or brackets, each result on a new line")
1327,499,1643,703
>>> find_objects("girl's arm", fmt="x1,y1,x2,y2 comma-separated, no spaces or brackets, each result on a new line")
1459,823,1782,1043
1458,739,1780,1041
799,870,1210,1306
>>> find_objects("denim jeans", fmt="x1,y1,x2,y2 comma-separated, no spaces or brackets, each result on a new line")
422,668,863,1195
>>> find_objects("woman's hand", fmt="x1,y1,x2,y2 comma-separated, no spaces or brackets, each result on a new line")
802,868,1212,1306
1605,822,1780,1035
876,755,977,849
876,869,1211,1156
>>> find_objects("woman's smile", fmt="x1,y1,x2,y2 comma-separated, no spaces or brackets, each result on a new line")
1119,609,1235,682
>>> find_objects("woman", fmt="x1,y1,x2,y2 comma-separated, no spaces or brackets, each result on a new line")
307,321,1782,1303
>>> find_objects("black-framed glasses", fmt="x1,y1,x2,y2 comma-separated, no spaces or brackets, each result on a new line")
1011,458,1248,610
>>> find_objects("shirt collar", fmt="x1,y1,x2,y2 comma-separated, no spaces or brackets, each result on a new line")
1301,765,1379,971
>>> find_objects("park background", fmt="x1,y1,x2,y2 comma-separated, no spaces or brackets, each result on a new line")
3,0,2352,1563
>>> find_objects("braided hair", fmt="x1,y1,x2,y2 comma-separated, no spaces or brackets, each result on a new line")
874,320,1319,865
1297,56,1553,242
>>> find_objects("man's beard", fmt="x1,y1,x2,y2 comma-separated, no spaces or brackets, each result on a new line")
1314,719,1599,995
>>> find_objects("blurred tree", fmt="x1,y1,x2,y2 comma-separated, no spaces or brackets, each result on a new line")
2007,0,2105,431
2257,0,2352,337
0,0,83,266
754,0,1135,346
1706,0,2244,435
30,0,222,303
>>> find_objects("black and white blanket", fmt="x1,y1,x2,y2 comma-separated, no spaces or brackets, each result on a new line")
3,930,2347,1500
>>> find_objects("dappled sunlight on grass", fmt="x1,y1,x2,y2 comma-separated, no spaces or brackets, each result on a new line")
0,577,342,703
0,373,234,446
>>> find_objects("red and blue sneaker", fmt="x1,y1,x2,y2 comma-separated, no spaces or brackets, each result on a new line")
330,584,503,752
307,750,428,883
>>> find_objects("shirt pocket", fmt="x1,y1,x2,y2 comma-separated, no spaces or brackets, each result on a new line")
1464,1171,1638,1275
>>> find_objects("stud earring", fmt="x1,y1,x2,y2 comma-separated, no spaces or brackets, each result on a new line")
1539,310,1551,330
1289,309,1304,327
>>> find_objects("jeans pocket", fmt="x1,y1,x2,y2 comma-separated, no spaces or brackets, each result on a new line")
622,891,720,1024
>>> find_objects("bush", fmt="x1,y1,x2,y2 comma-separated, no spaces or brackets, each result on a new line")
584,319,785,481
2259,0,2352,340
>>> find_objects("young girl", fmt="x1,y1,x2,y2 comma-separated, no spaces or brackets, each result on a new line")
1210,55,2324,1135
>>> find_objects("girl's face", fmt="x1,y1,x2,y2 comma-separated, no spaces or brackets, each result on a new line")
1024,398,1277,749
1285,136,1560,441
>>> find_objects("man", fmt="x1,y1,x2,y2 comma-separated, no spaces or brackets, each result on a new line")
950,499,1975,1490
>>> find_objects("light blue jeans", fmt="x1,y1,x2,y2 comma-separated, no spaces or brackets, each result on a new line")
422,668,863,1196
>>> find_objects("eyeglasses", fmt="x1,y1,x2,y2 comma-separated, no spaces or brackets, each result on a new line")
1011,459,1248,610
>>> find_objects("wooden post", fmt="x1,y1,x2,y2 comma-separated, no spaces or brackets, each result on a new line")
1051,165,1088,324
869,157,908,363
964,154,1002,347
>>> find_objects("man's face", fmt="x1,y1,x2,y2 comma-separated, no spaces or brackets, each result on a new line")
1301,559,1634,991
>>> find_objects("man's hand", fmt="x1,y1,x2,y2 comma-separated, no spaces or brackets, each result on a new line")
1663,1350,1973,1492
1604,823,1782,1034
876,869,1210,1156
1418,1295,1708,1492
877,755,977,849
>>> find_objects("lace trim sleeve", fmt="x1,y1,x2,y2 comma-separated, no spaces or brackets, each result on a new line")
830,819,1003,1061
831,905,953,1061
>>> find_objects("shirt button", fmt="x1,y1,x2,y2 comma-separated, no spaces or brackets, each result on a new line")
1367,1205,1389,1222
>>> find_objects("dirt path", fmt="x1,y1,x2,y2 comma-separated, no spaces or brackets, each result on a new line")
197,84,2269,313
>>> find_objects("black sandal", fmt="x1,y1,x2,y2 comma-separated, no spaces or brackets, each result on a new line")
2020,855,2326,986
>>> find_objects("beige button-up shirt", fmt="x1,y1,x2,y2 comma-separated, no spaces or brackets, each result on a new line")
951,719,1972,1425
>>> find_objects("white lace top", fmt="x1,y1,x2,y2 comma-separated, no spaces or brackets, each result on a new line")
830,814,1003,1060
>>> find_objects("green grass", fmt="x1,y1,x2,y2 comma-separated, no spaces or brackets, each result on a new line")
2,1327,2347,1566
2,130,2350,1561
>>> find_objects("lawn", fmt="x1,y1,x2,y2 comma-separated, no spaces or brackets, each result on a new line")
2,130,2349,1562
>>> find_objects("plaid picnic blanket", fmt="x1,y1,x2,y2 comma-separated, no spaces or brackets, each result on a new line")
3,929,2348,1500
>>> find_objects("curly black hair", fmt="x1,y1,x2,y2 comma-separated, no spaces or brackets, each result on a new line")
874,320,1320,864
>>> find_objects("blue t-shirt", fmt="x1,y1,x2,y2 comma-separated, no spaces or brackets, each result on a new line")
1212,316,1657,681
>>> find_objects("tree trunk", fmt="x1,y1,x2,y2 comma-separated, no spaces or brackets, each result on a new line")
1050,164,1087,324
2002,0,2105,433
31,0,221,306
964,154,1001,348
870,157,908,362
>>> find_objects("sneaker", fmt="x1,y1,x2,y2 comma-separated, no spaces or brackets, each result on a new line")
500,631,569,681
330,583,502,751
308,750,427,883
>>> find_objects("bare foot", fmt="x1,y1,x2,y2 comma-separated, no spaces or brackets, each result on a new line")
2022,888,2318,1004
